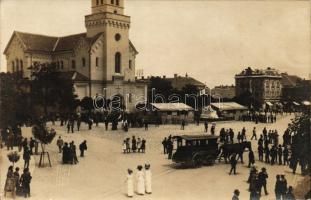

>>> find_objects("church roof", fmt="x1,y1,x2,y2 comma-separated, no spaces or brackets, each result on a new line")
15,32,58,52
59,71,89,82
4,31,103,54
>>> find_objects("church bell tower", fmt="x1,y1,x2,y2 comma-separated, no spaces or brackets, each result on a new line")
85,0,131,81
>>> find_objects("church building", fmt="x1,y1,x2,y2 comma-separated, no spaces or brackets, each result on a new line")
3,0,147,112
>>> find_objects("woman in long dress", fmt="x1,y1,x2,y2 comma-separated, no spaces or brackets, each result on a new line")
136,165,145,195
145,164,152,194
127,169,134,197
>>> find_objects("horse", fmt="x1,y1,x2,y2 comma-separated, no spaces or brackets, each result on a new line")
218,141,252,163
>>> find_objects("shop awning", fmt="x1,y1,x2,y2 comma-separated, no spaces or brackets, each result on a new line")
266,102,273,106
301,101,311,106
293,101,300,106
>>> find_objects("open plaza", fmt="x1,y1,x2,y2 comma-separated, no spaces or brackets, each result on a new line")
0,114,307,200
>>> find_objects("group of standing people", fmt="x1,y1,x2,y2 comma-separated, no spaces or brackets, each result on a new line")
5,166,32,198
56,136,87,164
127,164,152,197
162,135,174,159
122,136,146,153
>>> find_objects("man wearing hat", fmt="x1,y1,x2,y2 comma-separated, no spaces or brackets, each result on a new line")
258,167,269,195
232,189,240,200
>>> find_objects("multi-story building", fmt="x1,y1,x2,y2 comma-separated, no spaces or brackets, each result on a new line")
3,0,147,112
235,67,282,109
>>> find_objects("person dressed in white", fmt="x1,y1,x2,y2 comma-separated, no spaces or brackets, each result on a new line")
122,140,127,154
136,165,145,195
144,164,152,194
127,169,134,197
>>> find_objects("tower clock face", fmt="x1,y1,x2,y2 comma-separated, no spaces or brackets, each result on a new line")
115,33,121,41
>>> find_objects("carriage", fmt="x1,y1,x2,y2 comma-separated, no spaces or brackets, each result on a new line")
172,135,220,167
171,134,252,167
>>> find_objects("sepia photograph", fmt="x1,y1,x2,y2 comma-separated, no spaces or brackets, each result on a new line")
0,0,310,199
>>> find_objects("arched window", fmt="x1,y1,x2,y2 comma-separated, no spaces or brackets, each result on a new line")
129,60,132,69
115,52,121,73
111,0,114,4
116,0,119,6
96,0,99,5
114,10,117,14
101,0,104,4
60,61,64,69
16,59,19,71
82,57,86,67
95,57,99,67
12,61,15,72
72,60,76,69
20,60,23,71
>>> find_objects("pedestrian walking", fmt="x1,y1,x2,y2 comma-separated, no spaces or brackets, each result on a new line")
162,137,167,154
280,175,287,200
274,175,282,200
126,169,134,197
141,139,146,153
20,168,32,198
258,167,269,195
251,127,257,140
248,150,255,168
136,165,145,195
56,136,64,153
29,137,35,155
23,147,31,169
181,119,185,130
229,154,237,175
277,145,282,165
258,144,264,162
204,121,208,133
79,140,87,157
122,140,127,153
283,146,289,165
132,136,137,153
144,164,152,194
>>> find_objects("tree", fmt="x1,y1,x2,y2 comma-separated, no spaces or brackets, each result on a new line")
0,72,32,128
287,112,310,175
32,121,56,167
30,62,78,117
148,76,173,102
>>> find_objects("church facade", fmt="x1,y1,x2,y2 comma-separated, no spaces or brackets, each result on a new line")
3,0,147,112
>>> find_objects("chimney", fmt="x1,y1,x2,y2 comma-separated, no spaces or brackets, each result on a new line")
185,73,188,78
163,75,166,79
142,76,144,80
174,74,177,78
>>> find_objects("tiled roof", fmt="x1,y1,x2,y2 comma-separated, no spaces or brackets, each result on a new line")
59,71,89,82
54,33,87,51
16,32,58,52
4,31,104,54
166,76,205,90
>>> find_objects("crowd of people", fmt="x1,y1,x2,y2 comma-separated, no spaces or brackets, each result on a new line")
122,136,146,153
126,164,152,197
240,112,278,124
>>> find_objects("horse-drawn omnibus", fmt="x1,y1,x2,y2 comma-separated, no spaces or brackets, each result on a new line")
172,135,219,167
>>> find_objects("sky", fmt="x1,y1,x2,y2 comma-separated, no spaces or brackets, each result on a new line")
0,0,310,87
